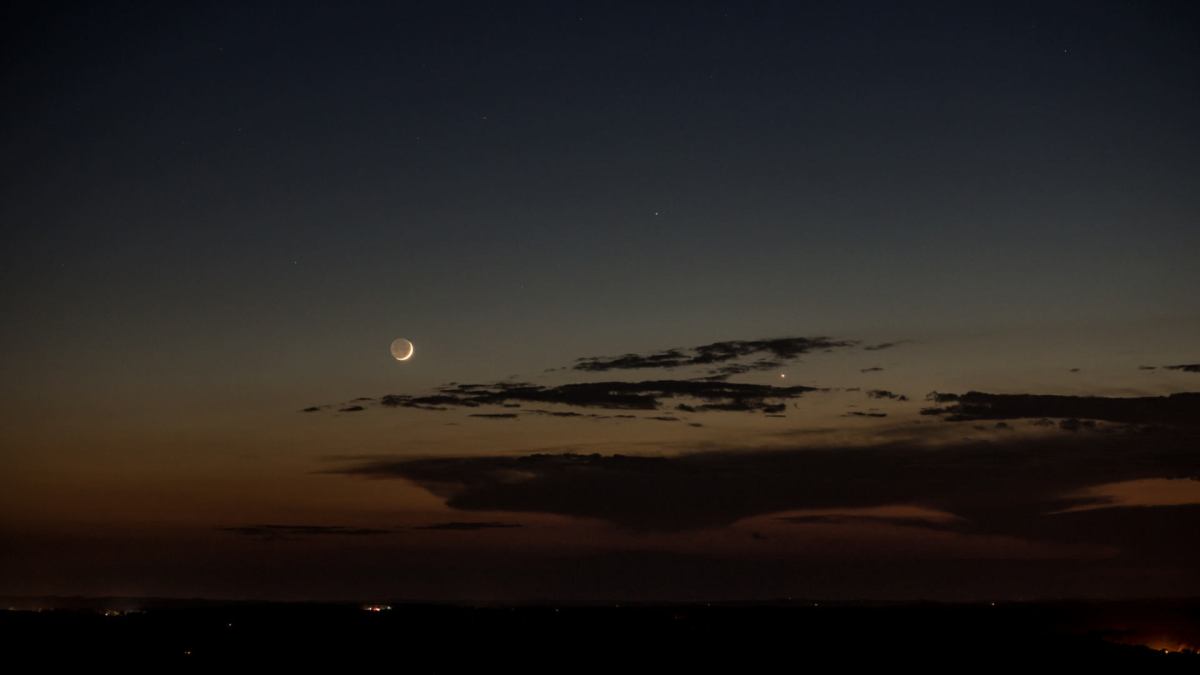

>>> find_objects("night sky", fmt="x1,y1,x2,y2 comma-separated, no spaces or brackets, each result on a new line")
2,1,1199,602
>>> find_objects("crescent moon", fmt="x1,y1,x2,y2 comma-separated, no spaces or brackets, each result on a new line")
390,338,414,361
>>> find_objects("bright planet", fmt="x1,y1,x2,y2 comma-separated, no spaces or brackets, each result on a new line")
390,338,414,361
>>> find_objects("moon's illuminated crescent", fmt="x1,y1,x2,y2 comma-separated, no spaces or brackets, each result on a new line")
390,338,414,361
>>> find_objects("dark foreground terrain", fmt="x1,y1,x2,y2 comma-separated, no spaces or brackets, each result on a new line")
3,598,1197,668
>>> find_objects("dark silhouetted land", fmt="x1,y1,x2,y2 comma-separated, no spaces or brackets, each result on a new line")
3,598,1198,667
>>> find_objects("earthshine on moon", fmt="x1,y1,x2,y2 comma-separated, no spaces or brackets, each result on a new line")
390,338,414,361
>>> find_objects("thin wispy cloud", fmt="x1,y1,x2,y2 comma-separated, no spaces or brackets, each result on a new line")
573,337,857,377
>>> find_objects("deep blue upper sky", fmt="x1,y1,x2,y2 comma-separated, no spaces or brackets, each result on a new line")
0,0,1196,412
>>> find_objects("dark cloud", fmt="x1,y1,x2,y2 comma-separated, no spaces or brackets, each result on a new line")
867,389,908,402
573,337,856,376
301,406,322,413
845,411,887,418
374,379,818,415
222,524,392,540
380,393,474,410
860,367,884,373
1164,364,1200,373
1138,366,1157,371
1069,368,1081,373
469,413,519,419
330,428,1200,547
413,522,523,531
339,405,365,412
921,391,1200,428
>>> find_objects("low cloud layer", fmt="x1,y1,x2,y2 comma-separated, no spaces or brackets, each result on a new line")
330,424,1200,550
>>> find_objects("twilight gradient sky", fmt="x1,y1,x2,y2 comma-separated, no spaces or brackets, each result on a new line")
2,1,1199,602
